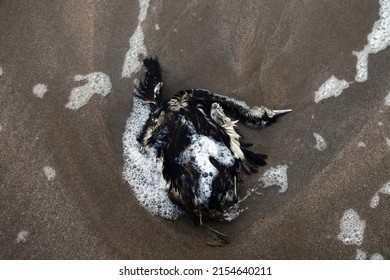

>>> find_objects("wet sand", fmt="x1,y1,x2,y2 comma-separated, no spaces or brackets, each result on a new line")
0,0,389,259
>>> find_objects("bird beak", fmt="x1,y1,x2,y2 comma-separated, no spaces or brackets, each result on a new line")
272,109,292,116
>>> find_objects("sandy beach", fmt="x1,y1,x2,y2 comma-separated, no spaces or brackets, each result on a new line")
0,0,389,259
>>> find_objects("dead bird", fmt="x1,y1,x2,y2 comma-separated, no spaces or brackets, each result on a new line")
134,58,291,229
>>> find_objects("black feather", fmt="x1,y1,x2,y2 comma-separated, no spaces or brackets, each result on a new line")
135,57,162,104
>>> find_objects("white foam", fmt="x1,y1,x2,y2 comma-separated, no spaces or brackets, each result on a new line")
385,92,390,106
370,181,390,209
16,230,29,243
32,83,48,98
355,249,385,260
313,132,328,151
379,181,390,194
370,253,384,260
338,208,366,246
314,76,350,103
176,129,235,206
122,0,150,78
356,248,367,260
122,97,183,220
353,0,390,82
353,46,371,83
357,141,367,148
43,166,56,181
155,23,160,30
370,193,380,208
65,72,112,110
257,165,289,193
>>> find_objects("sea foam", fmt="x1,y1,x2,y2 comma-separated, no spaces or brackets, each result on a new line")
355,249,367,260
357,141,367,148
43,166,56,181
122,0,150,78
66,72,112,110
370,253,385,260
353,0,390,82
122,97,183,220
32,83,48,98
314,0,390,103
370,181,390,208
257,165,289,193
313,133,327,151
355,249,384,260
385,92,390,106
338,208,366,246
314,76,350,103
16,230,29,243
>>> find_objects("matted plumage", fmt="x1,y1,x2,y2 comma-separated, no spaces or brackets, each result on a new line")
134,58,290,226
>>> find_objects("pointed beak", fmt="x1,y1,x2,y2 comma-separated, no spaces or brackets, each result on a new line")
272,109,292,116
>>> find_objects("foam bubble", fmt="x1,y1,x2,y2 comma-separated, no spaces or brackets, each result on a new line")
370,193,380,208
43,166,56,181
356,248,367,260
357,141,367,148
313,132,327,151
338,208,366,246
155,23,160,30
380,182,390,195
257,165,289,193
370,253,384,260
122,97,183,220
314,1,390,103
370,181,390,209
385,92,390,106
353,46,371,83
32,83,48,98
356,249,385,260
16,230,29,243
314,76,350,103
177,131,235,206
353,0,390,82
122,0,150,78
65,72,112,110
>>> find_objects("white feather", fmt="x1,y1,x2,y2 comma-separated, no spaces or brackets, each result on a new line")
210,103,245,160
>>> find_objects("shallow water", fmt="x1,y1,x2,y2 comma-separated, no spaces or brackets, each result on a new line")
0,0,389,259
